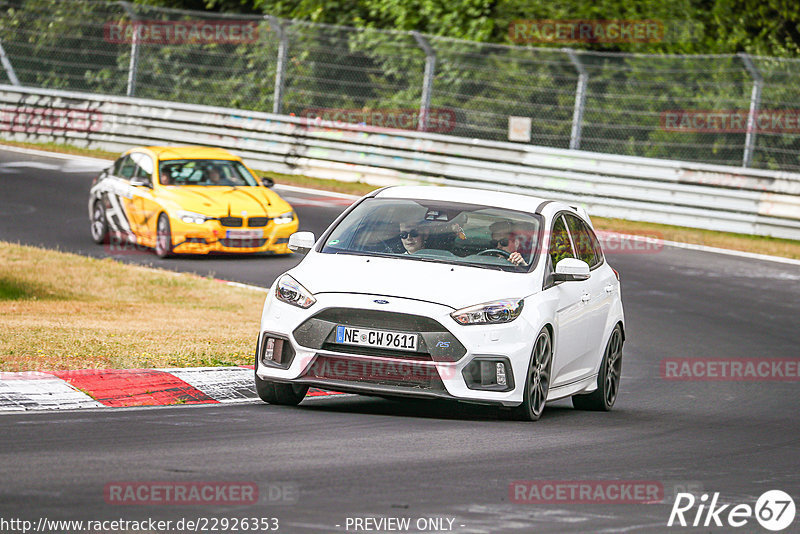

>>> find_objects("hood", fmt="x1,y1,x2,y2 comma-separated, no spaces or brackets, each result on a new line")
290,252,538,310
158,186,292,217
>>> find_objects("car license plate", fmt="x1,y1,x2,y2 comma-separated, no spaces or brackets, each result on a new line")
335,325,418,352
226,229,263,239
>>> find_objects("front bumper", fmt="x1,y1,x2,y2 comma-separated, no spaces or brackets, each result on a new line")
255,292,536,407
167,218,298,254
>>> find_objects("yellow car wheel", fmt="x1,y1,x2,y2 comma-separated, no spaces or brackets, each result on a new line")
155,214,172,258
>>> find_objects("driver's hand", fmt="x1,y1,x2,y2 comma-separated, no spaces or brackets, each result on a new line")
508,252,527,266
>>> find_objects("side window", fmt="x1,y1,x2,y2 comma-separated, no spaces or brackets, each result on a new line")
549,215,575,268
565,214,599,268
112,155,128,177
117,155,137,180
131,153,153,184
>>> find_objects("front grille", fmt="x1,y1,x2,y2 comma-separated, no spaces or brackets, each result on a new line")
321,342,433,361
293,308,467,362
248,217,269,227
220,238,267,248
303,354,445,390
219,217,243,227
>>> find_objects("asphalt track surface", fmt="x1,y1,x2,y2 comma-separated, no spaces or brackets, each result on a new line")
1,147,799,533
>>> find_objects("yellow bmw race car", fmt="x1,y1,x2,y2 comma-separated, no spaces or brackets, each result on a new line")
88,146,298,257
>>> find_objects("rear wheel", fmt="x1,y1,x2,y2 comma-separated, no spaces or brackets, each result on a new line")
90,201,108,244
572,325,623,411
155,213,172,258
511,327,552,421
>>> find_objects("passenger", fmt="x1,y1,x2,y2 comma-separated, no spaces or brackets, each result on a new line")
399,221,428,254
489,220,528,266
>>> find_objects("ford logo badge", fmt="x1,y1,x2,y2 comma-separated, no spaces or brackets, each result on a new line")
373,299,389,304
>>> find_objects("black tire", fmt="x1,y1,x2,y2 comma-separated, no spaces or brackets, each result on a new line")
254,349,309,406
155,213,172,258
572,325,623,411
90,201,108,244
511,327,552,421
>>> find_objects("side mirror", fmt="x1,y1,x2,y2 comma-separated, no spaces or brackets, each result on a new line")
130,178,152,188
288,231,315,254
261,177,275,188
553,257,590,282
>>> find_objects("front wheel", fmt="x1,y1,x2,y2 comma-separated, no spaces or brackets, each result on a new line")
90,201,108,244
511,327,552,421
254,372,308,406
572,325,623,411
155,213,172,258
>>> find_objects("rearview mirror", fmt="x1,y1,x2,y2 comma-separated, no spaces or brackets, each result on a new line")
553,258,590,282
288,231,315,253
261,177,275,188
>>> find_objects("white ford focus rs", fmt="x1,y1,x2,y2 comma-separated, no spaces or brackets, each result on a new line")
254,186,624,420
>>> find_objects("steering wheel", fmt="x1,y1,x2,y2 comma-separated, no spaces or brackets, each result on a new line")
477,248,511,259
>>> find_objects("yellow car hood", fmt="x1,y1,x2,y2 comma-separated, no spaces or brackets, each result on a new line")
158,186,292,217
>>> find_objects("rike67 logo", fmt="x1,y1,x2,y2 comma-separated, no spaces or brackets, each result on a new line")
668,490,796,531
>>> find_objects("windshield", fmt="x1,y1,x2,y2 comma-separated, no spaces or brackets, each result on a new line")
320,197,542,271
158,159,259,186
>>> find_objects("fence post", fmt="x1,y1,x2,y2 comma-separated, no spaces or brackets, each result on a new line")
268,16,288,115
119,2,140,97
564,49,587,150
739,53,762,168
0,38,20,86
411,31,436,132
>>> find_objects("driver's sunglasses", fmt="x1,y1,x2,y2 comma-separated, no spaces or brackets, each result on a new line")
399,230,420,239
493,237,510,247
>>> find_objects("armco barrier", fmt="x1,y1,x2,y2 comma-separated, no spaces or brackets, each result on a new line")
1,84,799,240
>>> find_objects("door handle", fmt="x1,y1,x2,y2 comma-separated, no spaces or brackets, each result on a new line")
581,293,591,303
604,284,615,293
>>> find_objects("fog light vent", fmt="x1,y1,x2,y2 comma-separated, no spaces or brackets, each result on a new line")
461,357,514,391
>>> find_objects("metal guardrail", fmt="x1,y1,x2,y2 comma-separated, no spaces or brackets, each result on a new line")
2,84,799,240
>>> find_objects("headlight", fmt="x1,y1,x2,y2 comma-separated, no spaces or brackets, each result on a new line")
177,210,210,224
275,274,316,308
451,299,524,325
273,211,294,224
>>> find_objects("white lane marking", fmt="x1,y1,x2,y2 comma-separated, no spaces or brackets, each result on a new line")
274,183,358,200
0,375,103,411
165,367,257,402
606,231,800,266
2,144,796,266
0,161,60,170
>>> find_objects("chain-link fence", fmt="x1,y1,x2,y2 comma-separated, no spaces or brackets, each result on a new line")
2,0,800,172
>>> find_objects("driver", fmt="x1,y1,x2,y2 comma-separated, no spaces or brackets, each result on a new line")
489,220,528,266
399,221,428,254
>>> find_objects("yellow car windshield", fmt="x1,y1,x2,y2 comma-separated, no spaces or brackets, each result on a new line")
159,159,259,186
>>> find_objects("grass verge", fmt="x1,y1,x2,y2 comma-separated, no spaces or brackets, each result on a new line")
0,241,264,372
1,139,798,260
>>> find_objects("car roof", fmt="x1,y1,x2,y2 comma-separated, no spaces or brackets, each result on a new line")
373,185,572,216
133,146,240,161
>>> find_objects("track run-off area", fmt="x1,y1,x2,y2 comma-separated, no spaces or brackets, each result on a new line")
1,146,799,533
